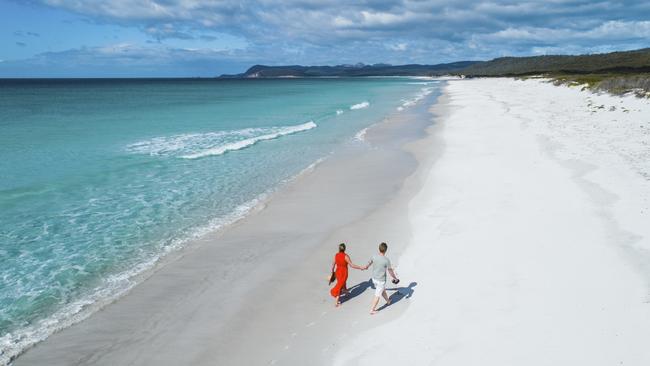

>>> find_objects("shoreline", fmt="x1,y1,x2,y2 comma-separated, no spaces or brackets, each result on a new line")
1,77,443,366
2,128,329,366
12,76,650,365
208,91,446,365
334,78,650,365
13,84,443,365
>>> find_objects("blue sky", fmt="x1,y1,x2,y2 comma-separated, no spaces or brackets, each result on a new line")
1,0,649,77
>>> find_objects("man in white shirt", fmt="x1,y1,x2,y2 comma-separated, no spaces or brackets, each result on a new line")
364,242,399,315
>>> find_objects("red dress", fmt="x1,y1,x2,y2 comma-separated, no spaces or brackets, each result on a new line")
330,252,348,298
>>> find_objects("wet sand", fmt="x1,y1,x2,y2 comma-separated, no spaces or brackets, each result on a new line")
14,87,441,365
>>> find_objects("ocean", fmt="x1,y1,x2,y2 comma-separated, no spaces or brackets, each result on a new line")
0,77,439,362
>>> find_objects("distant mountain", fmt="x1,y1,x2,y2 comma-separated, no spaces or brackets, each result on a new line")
218,61,480,78
459,48,650,76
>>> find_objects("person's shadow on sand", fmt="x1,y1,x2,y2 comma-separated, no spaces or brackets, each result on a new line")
377,282,417,311
340,280,373,304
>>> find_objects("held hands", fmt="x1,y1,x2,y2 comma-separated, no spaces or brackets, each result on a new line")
350,262,370,271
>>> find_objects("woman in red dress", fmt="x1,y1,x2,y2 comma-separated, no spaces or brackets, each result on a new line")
330,243,365,307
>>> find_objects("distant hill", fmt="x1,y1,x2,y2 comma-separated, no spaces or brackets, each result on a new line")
217,49,650,95
459,48,650,76
220,49,650,79
218,61,480,78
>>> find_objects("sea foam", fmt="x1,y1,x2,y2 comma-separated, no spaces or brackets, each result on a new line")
181,121,316,159
354,128,369,142
0,191,270,366
127,121,317,160
398,87,434,111
1,77,440,364
350,101,370,110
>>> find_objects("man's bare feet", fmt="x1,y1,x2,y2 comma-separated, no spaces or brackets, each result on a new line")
370,310,377,315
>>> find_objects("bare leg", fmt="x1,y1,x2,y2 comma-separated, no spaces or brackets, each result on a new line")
382,290,391,305
335,295,341,307
370,296,380,315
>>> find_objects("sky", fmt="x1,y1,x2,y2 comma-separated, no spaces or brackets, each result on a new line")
1,0,650,77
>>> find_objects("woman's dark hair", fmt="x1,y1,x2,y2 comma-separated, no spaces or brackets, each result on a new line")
338,243,346,252
379,242,388,253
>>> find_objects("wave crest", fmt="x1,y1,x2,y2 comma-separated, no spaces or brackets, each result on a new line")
354,128,368,142
350,101,370,110
398,87,434,110
127,121,317,160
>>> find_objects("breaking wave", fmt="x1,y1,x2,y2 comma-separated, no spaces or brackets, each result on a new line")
350,101,370,110
127,121,317,160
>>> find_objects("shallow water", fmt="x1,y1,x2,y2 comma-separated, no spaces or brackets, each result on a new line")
0,77,439,362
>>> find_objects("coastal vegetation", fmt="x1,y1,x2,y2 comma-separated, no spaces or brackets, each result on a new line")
459,48,650,76
220,48,650,96
460,48,650,96
219,61,479,78
547,73,650,97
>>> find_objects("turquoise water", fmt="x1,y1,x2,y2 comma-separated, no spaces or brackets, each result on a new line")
0,77,439,360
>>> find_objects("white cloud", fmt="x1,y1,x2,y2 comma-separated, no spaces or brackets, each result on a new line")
332,16,354,27
388,42,408,51
359,11,413,27
44,0,174,19
37,1,650,47
587,20,650,39
478,20,650,45
4,0,647,75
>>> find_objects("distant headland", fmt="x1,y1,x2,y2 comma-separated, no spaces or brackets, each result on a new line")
220,48,650,96
218,61,479,78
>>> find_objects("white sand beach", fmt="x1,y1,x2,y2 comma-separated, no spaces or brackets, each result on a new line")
13,87,431,365
14,78,650,365
335,78,650,365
